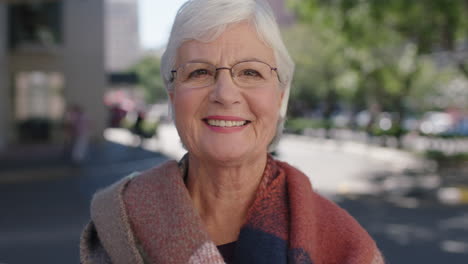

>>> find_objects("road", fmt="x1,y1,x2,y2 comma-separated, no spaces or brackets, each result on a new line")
0,142,168,264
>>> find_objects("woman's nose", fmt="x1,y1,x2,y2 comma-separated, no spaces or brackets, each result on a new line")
210,70,241,106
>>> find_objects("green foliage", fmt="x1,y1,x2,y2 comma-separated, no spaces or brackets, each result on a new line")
370,124,406,138
286,0,467,135
120,116,134,130
285,117,331,134
140,119,159,138
121,115,159,138
406,57,458,113
131,55,167,103
424,150,468,162
282,23,352,116
364,0,468,54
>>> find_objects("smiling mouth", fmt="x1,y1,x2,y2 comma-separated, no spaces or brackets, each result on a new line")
203,119,251,127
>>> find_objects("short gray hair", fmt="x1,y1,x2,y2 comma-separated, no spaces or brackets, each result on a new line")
161,0,294,151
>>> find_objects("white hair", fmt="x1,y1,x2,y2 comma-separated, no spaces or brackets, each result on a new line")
161,0,294,151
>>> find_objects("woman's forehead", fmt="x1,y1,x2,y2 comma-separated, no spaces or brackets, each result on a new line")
176,23,275,66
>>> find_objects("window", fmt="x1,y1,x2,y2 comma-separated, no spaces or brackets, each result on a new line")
14,71,65,142
8,1,62,49
14,71,65,121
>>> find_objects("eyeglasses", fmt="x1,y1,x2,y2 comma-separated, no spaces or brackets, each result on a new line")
170,60,280,89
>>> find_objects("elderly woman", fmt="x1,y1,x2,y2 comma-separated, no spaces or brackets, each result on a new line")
80,0,383,263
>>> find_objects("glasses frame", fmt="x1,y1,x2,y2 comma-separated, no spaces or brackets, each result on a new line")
170,60,281,88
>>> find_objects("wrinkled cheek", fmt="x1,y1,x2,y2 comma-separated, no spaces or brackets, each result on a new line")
265,111,282,143
267,121,278,143
173,106,191,145
254,119,277,149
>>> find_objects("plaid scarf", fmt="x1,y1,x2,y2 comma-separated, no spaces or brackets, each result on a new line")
81,156,384,264
124,155,383,264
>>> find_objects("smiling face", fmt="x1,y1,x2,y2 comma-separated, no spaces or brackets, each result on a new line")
169,22,284,166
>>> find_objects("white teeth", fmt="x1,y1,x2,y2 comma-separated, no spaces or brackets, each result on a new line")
207,119,247,127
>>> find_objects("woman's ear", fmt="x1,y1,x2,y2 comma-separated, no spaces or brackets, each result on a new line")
168,91,175,104
279,90,285,107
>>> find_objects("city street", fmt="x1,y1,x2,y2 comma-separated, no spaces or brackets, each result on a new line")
2,0,468,264
0,125,467,263
0,142,168,264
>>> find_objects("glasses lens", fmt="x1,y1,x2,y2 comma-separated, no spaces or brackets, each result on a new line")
232,61,274,87
174,61,276,89
177,62,216,88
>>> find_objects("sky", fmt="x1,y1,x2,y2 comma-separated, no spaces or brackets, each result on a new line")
138,0,187,50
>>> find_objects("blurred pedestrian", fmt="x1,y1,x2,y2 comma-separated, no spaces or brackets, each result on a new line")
131,110,146,146
63,104,90,164
108,104,126,128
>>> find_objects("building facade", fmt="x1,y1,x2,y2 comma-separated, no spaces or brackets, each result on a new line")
0,4,9,150
0,0,106,150
105,0,141,72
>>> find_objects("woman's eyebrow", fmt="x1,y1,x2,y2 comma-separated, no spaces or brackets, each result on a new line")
185,59,213,64
237,57,264,63
235,57,275,66
182,57,273,66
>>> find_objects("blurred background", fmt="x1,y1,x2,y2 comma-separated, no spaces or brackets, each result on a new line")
0,0,467,263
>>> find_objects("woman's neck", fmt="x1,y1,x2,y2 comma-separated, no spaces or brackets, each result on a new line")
186,154,267,245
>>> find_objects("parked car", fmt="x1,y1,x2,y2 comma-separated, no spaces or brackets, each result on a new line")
419,111,454,135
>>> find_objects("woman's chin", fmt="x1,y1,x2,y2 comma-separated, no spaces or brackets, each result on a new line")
202,146,257,165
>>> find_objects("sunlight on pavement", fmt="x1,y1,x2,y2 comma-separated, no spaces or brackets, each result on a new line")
438,187,468,205
441,240,468,254
103,125,186,159
276,134,430,196
383,224,435,245
103,128,140,147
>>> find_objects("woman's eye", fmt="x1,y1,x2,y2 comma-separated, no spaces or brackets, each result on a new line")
189,69,210,78
242,69,262,78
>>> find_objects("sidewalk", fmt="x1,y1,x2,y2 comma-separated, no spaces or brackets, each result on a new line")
0,139,169,264
0,139,165,184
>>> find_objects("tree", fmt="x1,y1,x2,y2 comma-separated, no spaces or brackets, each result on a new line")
283,22,362,137
361,0,468,77
131,55,167,104
283,23,344,113
287,0,461,145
